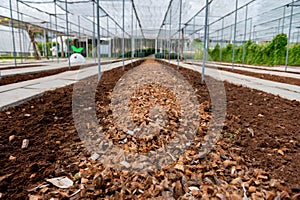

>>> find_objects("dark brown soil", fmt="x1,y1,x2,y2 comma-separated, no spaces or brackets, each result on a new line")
0,59,299,199
0,60,121,86
218,67,300,86
0,64,45,71
187,62,300,86
211,61,300,75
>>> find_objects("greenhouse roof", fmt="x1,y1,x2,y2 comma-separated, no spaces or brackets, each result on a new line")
1,0,300,41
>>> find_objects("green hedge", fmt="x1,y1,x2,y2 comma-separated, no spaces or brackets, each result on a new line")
155,52,178,59
121,48,156,58
208,33,300,66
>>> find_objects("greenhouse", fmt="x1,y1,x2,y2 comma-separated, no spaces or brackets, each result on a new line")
0,0,299,199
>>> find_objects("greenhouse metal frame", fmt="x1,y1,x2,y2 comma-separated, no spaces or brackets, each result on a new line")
0,0,299,81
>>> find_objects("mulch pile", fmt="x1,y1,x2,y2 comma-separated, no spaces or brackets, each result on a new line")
0,60,299,199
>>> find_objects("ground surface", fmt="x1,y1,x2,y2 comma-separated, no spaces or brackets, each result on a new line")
0,60,120,86
187,62,300,86
0,60,299,199
216,67,300,86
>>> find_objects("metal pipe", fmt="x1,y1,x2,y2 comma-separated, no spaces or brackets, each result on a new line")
92,2,95,60
9,0,17,67
177,0,182,68
285,1,294,71
249,18,252,40
131,4,134,61
97,0,101,81
282,6,286,33
49,14,54,61
21,13,27,60
54,1,59,63
122,0,125,70
164,25,167,59
169,6,172,63
278,18,281,34
78,16,81,48
65,0,70,68
202,0,209,83
107,16,110,58
232,0,238,70
86,36,88,57
242,5,248,64
16,0,23,63
220,18,224,61
43,29,47,58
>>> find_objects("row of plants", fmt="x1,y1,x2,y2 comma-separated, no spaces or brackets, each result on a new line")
121,48,156,58
208,33,300,66
154,52,179,59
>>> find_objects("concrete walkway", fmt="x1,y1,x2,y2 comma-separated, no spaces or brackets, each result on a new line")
170,60,300,102
0,59,138,110
0,58,121,77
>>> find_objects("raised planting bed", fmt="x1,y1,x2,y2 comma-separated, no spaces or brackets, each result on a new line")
0,60,122,86
187,62,300,86
0,59,299,199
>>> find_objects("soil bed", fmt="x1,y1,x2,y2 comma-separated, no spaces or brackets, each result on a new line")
217,67,300,86
187,62,300,86
0,64,46,71
0,60,120,86
209,61,300,75
0,59,299,199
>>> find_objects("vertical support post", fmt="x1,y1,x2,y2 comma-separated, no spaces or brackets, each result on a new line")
177,0,182,68
131,4,134,61
285,2,294,71
282,6,286,33
17,0,23,63
9,0,17,67
43,29,47,58
232,0,238,70
165,25,167,59
249,18,252,40
155,39,158,54
49,14,54,61
230,25,233,43
242,5,248,64
21,13,27,60
54,0,59,63
78,16,81,48
135,19,138,56
107,16,111,58
122,0,125,70
202,0,209,83
169,6,172,63
278,18,281,34
220,18,224,61
253,25,256,42
86,36,88,57
297,29,300,43
65,0,70,68
92,2,95,60
97,0,101,81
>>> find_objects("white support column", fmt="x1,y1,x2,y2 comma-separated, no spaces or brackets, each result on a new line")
86,37,88,57
155,39,158,54
108,39,112,57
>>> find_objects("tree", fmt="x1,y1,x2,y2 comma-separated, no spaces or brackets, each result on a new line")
25,24,41,60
